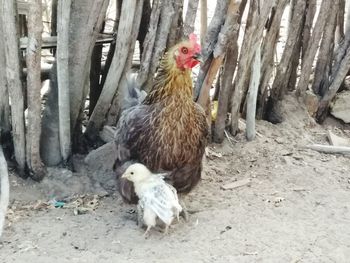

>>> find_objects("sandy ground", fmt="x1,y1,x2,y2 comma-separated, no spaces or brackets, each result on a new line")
1,95,350,263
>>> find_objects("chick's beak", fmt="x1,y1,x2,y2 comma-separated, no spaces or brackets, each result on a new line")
192,52,203,63
121,173,128,179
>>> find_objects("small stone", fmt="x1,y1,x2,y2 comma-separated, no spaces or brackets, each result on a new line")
330,91,350,123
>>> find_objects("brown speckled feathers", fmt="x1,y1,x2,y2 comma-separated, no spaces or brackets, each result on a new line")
114,45,208,203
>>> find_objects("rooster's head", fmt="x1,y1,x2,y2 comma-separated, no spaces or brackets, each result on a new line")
171,33,202,70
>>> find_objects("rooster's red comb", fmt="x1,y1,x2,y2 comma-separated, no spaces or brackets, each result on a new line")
189,33,201,53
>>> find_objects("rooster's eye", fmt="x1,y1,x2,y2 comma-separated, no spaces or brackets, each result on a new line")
181,47,188,54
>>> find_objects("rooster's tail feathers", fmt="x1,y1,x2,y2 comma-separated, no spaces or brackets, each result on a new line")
121,73,147,111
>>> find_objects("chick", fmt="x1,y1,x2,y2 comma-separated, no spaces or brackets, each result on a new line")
121,163,183,237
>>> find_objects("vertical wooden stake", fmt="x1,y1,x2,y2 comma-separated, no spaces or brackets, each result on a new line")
246,42,261,141
57,0,71,161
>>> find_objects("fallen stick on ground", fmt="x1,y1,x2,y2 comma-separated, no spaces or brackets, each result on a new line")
306,144,350,155
221,178,252,190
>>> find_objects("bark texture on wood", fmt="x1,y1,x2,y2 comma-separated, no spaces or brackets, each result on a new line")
143,0,176,91
335,0,345,42
183,0,199,37
51,0,57,36
246,42,261,141
267,0,306,119
257,0,288,119
0,16,10,135
197,0,242,109
332,0,350,83
213,0,247,143
301,0,316,62
89,21,105,116
105,0,145,126
136,0,162,90
26,0,46,180
296,0,333,96
57,0,71,162
100,0,122,89
0,147,9,238
283,0,307,93
316,44,350,122
167,0,184,48
194,0,230,99
68,0,109,132
197,57,224,108
138,0,151,58
200,0,207,46
85,0,138,139
230,0,273,135
1,0,26,173
312,1,338,96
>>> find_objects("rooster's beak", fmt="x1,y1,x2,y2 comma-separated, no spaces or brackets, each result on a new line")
192,52,203,63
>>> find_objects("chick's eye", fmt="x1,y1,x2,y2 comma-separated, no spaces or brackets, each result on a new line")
130,172,134,175
181,47,188,54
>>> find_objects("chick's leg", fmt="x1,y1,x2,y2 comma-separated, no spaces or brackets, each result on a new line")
143,225,152,239
136,203,144,227
179,199,189,222
143,207,156,239
163,225,169,235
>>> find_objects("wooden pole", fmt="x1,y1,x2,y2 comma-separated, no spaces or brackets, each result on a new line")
26,0,46,180
86,0,138,139
183,0,199,37
105,0,145,125
213,0,247,143
194,0,230,99
1,0,26,173
0,147,9,238
316,44,350,122
57,0,71,161
295,0,333,97
246,41,261,141
312,0,338,96
197,0,242,108
230,0,273,135
257,0,288,119
200,0,207,46
0,6,11,136
135,0,162,89
143,0,176,91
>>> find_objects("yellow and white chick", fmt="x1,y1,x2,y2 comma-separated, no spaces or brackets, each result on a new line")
121,163,183,237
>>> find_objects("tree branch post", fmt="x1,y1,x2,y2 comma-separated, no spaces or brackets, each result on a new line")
295,0,333,97
57,0,71,162
1,0,26,174
0,147,9,238
0,5,10,136
246,41,261,141
230,0,274,134
85,0,138,139
183,0,199,37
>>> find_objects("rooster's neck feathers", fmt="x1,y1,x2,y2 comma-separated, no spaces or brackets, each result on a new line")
143,51,193,104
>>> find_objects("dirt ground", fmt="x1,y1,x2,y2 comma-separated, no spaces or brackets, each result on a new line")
1,95,350,263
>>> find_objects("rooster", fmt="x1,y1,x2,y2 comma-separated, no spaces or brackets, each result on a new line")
114,33,208,203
